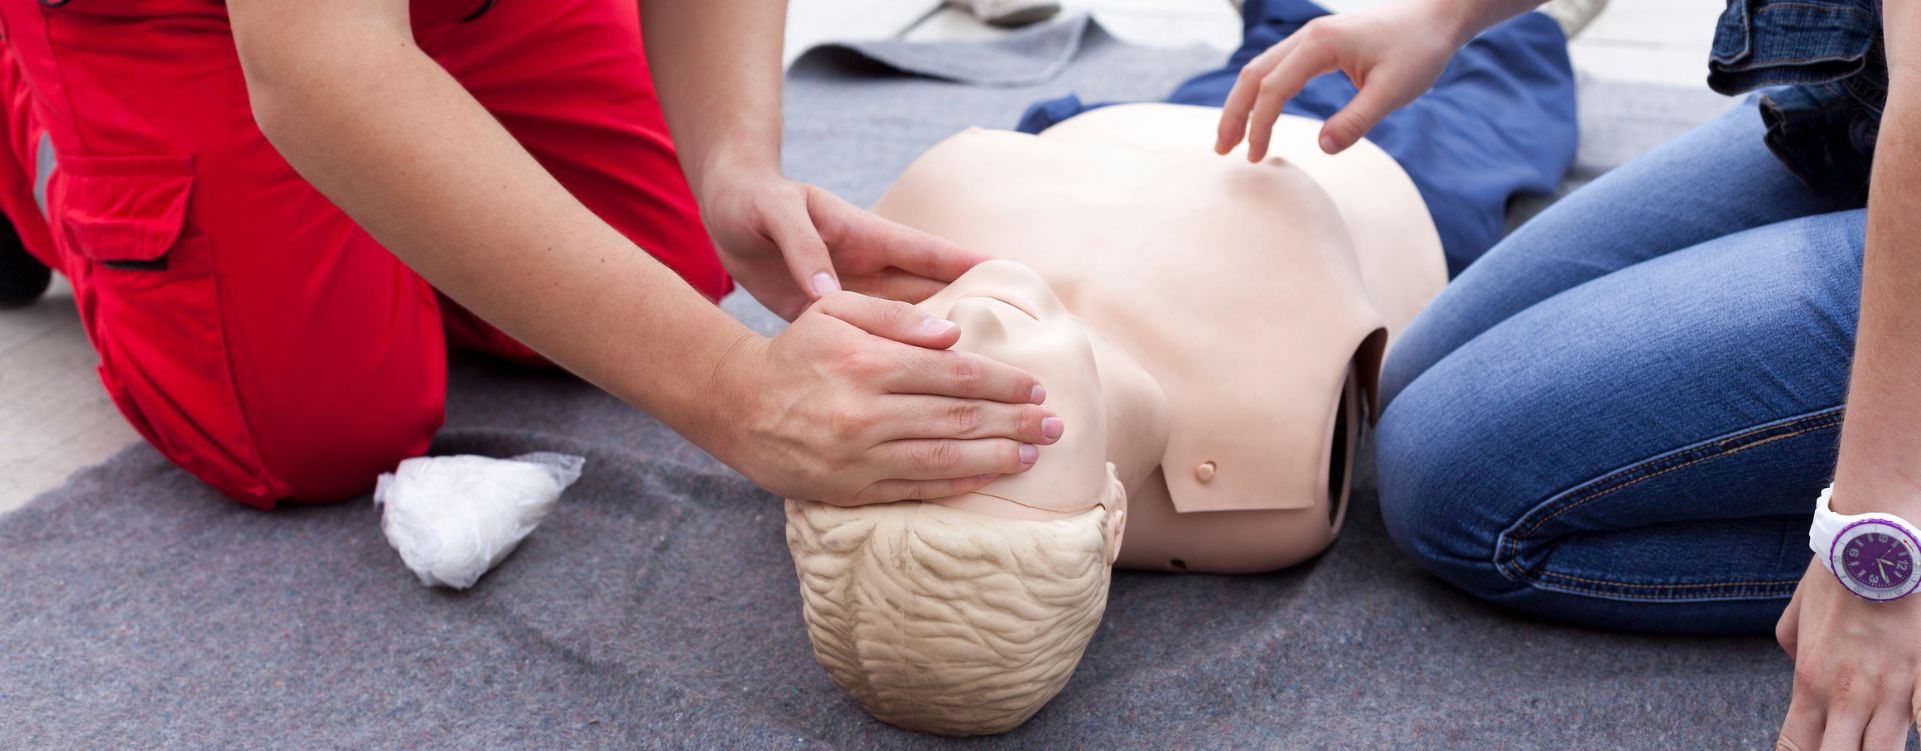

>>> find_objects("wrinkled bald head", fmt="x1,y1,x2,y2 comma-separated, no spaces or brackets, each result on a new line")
784,498,1114,736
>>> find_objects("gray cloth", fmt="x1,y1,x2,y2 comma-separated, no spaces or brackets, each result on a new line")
0,18,1786,750
781,17,1221,211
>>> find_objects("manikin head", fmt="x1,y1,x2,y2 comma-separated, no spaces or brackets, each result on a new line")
783,494,1116,736
785,261,1132,736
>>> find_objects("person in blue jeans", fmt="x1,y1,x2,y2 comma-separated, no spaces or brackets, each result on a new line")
1214,0,1914,747
1376,98,1864,633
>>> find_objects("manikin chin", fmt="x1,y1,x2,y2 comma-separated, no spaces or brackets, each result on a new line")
783,104,1445,736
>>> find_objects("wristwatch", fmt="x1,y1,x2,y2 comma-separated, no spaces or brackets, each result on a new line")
1810,485,1921,601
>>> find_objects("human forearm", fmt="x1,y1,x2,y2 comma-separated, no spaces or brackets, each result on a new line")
1423,0,1548,46
635,0,992,316
232,8,749,447
1757,13,1921,751
1828,55,1921,516
639,0,786,199
228,0,1058,506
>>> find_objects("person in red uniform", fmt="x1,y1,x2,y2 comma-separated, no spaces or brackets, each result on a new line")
0,0,1065,509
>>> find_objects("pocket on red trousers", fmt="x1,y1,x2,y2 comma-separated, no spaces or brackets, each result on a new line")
57,152,277,504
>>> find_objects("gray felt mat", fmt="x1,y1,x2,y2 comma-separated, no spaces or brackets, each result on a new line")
0,16,1790,750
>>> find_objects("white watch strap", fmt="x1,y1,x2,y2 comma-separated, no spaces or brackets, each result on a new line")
1810,484,1921,578
1809,485,1848,575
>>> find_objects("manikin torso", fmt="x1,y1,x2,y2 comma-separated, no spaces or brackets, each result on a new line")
782,104,1450,736
874,103,1447,573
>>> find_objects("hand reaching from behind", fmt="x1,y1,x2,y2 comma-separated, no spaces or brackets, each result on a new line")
1214,1,1470,161
701,172,992,320
707,291,1065,506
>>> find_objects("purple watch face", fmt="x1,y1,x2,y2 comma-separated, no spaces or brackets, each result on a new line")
1840,524,1916,593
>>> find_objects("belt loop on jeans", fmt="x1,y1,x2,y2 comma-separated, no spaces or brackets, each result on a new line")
459,0,497,22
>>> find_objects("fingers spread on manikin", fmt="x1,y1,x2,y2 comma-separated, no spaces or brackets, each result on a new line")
881,437,1038,482
883,348,1046,405
813,291,963,350
809,188,990,283
881,395,1062,445
850,474,1003,505
762,191,840,299
840,268,952,304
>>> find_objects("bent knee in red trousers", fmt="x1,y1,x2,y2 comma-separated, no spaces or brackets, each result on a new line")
0,0,726,508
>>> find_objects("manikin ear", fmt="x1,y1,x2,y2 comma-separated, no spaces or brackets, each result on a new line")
1103,462,1127,564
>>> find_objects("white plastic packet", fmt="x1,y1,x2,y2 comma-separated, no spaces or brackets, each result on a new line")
373,452,586,589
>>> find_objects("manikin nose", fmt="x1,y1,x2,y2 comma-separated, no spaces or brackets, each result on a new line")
950,259,1067,320
946,297,1019,354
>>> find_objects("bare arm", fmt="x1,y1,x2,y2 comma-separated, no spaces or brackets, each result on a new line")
233,0,741,432
1827,27,1921,522
639,0,784,201
226,0,1061,505
1775,5,1921,749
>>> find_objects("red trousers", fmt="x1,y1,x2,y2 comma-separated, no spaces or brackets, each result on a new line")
0,0,730,508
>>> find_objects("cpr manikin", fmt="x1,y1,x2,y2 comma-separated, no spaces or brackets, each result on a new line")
784,104,1447,736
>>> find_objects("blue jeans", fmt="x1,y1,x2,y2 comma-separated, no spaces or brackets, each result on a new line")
1374,98,1868,635
1018,0,1576,274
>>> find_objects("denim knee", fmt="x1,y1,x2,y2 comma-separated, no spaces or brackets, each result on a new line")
1373,375,1527,604
1373,335,1823,635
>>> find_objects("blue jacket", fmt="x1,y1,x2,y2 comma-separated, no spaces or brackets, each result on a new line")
1710,0,1886,196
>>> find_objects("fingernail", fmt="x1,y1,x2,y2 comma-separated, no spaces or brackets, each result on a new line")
810,272,840,296
1319,135,1338,153
1042,417,1064,440
1029,384,1046,404
921,317,956,335
1019,443,1038,466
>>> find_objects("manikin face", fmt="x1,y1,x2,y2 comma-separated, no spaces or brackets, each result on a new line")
918,260,1120,529
784,261,1124,737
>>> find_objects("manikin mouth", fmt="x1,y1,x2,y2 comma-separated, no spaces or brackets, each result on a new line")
967,488,1093,516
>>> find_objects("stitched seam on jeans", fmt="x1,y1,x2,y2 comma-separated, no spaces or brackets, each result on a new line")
1491,407,1845,586
1531,576,1799,601
1514,410,1842,541
1515,423,1829,538
1525,577,1798,602
1753,1,1877,15
1494,421,1832,576
1719,53,1868,68
1535,570,1803,589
